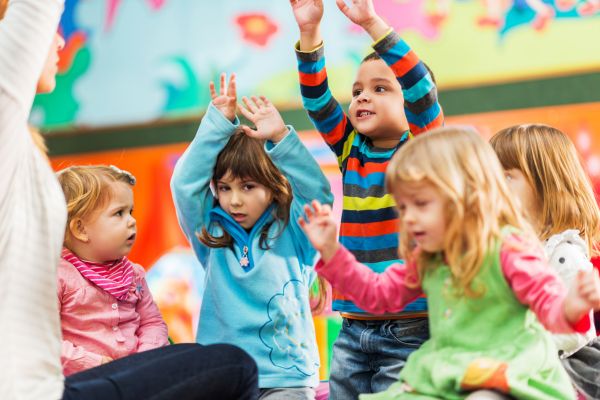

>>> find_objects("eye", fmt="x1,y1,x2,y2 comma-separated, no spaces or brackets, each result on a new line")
243,183,256,191
504,172,512,181
415,200,429,207
352,89,362,97
375,85,386,93
114,210,123,217
218,185,230,192
398,203,406,212
129,208,134,215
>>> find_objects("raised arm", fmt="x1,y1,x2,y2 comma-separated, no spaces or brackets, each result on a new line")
170,74,239,264
291,0,355,163
0,0,63,111
335,0,444,135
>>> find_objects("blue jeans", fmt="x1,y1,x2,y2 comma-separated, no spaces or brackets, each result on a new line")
329,317,429,400
62,343,259,400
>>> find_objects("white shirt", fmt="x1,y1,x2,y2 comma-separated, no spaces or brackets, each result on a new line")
0,0,66,399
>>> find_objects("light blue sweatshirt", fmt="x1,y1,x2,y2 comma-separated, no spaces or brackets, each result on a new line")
171,103,334,388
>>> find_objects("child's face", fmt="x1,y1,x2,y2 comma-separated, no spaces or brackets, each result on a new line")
394,181,446,253
503,168,539,227
348,59,408,148
216,172,273,230
82,181,137,262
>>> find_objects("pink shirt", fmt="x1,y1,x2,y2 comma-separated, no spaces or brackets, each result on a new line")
316,234,590,334
58,258,169,376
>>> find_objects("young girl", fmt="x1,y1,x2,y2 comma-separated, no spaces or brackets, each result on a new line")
491,124,600,399
299,126,600,400
171,73,333,399
57,165,169,375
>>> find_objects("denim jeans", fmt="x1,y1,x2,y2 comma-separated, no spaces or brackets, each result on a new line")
62,343,259,400
329,317,429,400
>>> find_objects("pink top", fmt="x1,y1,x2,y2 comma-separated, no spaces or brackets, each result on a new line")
316,234,590,334
58,258,169,376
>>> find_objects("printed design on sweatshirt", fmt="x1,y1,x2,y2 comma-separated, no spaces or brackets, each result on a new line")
259,279,319,376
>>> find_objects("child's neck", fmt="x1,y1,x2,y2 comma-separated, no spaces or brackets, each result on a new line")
66,243,118,264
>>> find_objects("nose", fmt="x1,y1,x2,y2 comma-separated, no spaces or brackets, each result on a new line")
56,33,65,51
128,214,136,228
402,208,415,225
230,190,242,207
357,91,370,103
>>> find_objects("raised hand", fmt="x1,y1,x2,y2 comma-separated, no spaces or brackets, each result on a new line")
238,96,289,143
335,0,389,39
564,269,600,325
209,72,237,122
298,200,340,262
290,0,324,51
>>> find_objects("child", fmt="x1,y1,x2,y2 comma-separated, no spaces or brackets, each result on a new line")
170,73,334,400
290,0,444,396
491,124,600,399
57,165,169,376
299,126,600,400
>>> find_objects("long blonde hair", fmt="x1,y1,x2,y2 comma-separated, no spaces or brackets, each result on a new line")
386,126,529,296
57,165,136,244
490,124,600,256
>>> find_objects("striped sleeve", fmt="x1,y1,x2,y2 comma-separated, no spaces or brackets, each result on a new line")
295,42,355,164
373,31,444,135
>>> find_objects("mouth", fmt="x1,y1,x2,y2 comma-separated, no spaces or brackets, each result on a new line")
412,231,426,241
126,233,136,243
356,109,375,120
230,213,247,223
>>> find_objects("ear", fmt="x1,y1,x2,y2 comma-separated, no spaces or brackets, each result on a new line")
69,218,89,243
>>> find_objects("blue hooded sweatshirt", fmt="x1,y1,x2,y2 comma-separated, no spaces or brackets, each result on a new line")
171,103,334,388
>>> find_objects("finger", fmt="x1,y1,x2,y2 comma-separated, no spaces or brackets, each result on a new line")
209,81,217,100
238,103,254,122
321,204,333,215
336,0,350,16
240,124,259,138
242,96,258,114
219,72,226,96
312,200,322,214
259,95,273,108
251,95,265,109
304,203,315,221
227,73,237,98
298,216,307,229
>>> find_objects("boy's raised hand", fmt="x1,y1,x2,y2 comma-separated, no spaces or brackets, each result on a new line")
290,0,324,51
335,0,390,40
564,269,600,325
299,200,340,263
209,72,237,122
239,96,289,143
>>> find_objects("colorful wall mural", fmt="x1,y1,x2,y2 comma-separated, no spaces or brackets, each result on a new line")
33,0,600,130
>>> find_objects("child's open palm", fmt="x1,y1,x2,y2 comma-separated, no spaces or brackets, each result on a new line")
299,200,340,262
335,0,378,27
209,72,237,122
239,96,289,143
564,269,600,324
290,0,324,32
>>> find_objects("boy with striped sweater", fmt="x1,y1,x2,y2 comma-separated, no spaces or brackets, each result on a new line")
290,0,444,398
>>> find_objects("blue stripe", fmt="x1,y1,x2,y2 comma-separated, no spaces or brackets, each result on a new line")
303,90,332,112
403,75,435,103
364,259,402,273
332,297,428,314
341,207,398,223
344,170,386,189
349,140,397,162
311,104,345,134
399,63,429,90
379,40,411,66
405,101,442,129
343,233,398,251
298,57,325,74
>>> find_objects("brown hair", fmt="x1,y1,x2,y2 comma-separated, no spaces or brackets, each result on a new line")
386,126,529,297
57,165,136,243
198,130,293,249
490,124,600,256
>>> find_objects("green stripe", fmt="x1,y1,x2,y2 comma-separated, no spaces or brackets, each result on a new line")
46,71,600,156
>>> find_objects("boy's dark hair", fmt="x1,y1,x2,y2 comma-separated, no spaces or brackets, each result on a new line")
362,52,436,84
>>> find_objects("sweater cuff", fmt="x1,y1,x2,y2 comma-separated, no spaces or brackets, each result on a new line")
315,245,351,279
295,40,325,62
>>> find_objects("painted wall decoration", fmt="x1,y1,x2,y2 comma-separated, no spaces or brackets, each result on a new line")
33,0,600,129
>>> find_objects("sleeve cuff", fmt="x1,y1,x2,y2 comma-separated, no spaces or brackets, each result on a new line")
372,28,394,47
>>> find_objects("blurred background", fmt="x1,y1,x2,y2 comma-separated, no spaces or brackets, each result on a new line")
43,0,600,380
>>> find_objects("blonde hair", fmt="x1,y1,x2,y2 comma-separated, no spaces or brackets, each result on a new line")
386,126,529,297
490,124,600,256
57,165,136,242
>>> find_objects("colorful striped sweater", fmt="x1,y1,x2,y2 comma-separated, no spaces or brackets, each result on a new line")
296,30,444,316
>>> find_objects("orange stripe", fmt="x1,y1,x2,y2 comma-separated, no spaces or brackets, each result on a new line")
346,157,390,176
341,220,399,237
389,50,419,78
410,112,445,136
298,68,327,86
323,117,347,146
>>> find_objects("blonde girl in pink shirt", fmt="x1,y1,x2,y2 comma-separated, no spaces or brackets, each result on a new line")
57,165,169,375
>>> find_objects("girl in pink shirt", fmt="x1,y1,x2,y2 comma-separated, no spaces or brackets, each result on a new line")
57,165,169,375
299,127,600,400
